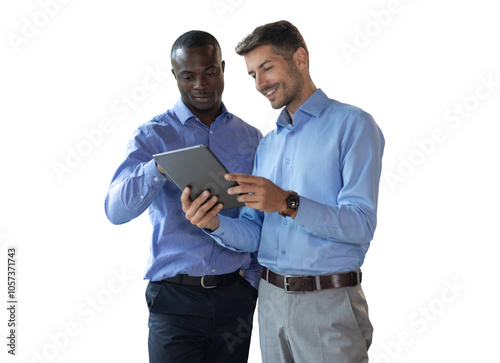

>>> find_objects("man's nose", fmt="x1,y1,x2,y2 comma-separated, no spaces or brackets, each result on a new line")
194,75,208,89
255,73,267,92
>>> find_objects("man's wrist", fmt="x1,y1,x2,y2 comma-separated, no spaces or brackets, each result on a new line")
279,189,289,213
206,216,221,231
155,161,166,175
279,191,300,218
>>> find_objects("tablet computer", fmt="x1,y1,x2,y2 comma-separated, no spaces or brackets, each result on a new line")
153,145,244,210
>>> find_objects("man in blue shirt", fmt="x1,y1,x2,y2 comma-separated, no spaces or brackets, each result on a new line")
182,21,385,362
105,31,262,363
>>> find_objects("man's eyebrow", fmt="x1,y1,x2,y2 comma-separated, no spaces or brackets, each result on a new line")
248,60,272,75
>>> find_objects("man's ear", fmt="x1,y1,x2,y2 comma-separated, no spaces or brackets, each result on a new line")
293,47,308,71
221,60,225,73
171,69,177,79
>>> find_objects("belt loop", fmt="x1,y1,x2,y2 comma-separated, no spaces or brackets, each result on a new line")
266,268,270,281
350,270,361,286
315,275,321,290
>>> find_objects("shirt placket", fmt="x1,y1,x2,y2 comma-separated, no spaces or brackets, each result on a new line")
276,125,295,267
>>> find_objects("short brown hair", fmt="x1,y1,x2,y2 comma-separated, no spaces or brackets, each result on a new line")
235,20,308,63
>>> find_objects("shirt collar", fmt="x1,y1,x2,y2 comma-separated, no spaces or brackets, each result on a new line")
173,98,231,126
276,88,328,132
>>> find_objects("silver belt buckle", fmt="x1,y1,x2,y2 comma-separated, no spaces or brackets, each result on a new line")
284,275,305,294
201,276,217,289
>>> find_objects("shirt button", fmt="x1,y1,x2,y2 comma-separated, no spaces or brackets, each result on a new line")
281,250,286,256
283,219,288,225
285,159,290,164
210,130,214,134
212,269,216,273
154,177,159,182
140,195,144,199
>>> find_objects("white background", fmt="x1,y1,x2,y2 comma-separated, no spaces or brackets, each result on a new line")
1,0,499,362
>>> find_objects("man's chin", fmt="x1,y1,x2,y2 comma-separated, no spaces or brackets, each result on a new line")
269,100,285,109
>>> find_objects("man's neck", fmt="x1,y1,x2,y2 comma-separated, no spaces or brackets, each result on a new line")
287,108,294,125
190,103,222,127
286,82,317,123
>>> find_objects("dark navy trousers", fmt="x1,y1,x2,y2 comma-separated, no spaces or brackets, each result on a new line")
146,276,258,363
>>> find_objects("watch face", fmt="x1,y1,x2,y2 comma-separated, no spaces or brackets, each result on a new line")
287,194,299,209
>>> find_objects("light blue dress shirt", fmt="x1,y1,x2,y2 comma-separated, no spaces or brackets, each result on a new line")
105,99,263,287
211,89,385,275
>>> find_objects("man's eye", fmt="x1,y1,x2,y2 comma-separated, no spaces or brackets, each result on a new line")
264,66,272,71
183,76,192,80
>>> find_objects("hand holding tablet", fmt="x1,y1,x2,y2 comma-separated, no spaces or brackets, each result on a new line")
153,145,244,210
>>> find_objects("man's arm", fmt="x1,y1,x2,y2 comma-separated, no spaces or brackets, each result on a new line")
105,128,167,225
184,112,384,245
180,173,291,229
291,112,384,244
181,185,264,252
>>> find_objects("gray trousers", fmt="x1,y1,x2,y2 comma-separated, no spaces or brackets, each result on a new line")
258,277,373,363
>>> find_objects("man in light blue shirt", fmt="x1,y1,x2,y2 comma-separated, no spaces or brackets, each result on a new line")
105,31,262,363
182,21,384,363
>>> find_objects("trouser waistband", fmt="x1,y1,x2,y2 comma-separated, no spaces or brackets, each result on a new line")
261,267,362,293
162,270,241,289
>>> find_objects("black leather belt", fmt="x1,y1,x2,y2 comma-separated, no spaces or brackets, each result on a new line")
261,267,362,293
162,270,240,289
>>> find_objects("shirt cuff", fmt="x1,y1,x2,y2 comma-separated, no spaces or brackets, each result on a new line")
145,159,168,185
293,195,326,229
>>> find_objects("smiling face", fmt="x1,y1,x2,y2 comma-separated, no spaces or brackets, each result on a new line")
171,45,225,123
244,45,304,113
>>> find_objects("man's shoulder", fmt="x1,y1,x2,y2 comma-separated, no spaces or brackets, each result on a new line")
323,97,366,117
303,90,369,123
137,108,178,129
320,98,378,130
126,109,181,145
226,112,263,138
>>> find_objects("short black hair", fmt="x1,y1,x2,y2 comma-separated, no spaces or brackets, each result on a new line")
235,20,308,63
171,30,221,62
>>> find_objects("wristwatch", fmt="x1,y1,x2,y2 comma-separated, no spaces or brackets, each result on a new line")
279,191,300,217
